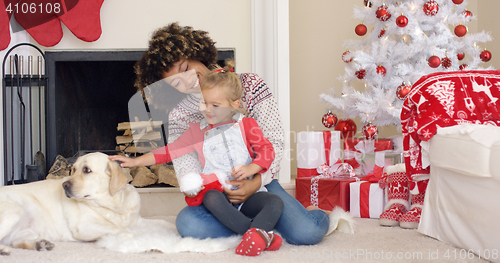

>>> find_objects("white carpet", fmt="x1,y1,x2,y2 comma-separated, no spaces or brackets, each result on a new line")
3,217,489,263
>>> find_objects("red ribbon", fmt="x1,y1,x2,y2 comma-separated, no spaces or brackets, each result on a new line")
359,182,371,218
362,165,384,183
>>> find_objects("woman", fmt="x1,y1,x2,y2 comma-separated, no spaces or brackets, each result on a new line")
133,22,346,245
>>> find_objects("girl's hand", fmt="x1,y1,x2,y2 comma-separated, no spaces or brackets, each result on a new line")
108,155,138,168
230,164,262,181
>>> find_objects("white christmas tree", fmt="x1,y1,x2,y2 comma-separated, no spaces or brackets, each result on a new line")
320,0,493,130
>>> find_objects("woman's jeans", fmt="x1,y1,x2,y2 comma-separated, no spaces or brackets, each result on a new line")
175,179,330,245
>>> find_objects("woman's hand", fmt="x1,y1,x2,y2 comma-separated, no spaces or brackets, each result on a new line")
223,174,262,204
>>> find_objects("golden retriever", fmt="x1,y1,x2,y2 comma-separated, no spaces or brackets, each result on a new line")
0,152,140,255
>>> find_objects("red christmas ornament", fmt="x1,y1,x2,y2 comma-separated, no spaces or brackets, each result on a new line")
335,119,357,139
463,9,473,18
364,0,372,8
362,123,378,140
355,23,368,36
342,51,353,63
355,69,367,79
423,0,439,16
459,63,467,70
376,5,391,22
452,0,464,4
396,83,412,100
480,50,492,62
378,28,386,38
428,55,441,68
396,14,408,27
454,24,467,37
322,111,338,128
376,65,387,76
441,57,452,69
457,53,465,60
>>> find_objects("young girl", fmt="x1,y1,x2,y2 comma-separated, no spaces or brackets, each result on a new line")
110,63,284,256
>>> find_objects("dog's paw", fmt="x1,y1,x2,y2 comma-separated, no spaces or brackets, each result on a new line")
36,240,54,251
0,245,11,256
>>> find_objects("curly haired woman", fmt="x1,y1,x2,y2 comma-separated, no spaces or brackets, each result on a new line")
130,22,351,245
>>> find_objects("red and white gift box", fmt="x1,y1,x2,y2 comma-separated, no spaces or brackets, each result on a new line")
296,131,341,177
349,181,386,218
343,138,400,176
296,176,357,211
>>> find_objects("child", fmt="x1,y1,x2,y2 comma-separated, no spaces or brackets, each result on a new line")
110,63,284,256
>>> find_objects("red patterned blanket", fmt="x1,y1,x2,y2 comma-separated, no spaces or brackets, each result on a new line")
401,70,500,193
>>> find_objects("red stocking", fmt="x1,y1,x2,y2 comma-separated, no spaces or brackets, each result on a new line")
57,0,105,42
0,0,16,50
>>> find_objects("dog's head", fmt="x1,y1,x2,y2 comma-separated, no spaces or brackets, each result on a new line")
63,152,129,199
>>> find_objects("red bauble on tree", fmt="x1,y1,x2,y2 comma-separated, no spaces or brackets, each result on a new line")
396,83,411,100
335,119,357,139
355,23,367,36
480,50,492,62
423,0,439,16
457,53,465,60
452,0,464,4
378,28,386,38
376,65,386,76
355,69,367,79
362,123,378,140
342,51,353,63
463,9,472,18
396,14,408,27
441,57,452,68
454,24,467,37
428,55,441,68
459,63,468,70
322,111,338,128
376,5,391,22
364,0,372,8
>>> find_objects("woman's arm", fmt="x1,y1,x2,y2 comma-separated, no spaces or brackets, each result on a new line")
224,173,262,204
109,153,156,168
240,73,285,186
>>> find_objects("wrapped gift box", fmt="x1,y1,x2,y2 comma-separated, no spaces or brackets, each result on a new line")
349,181,386,218
343,138,402,175
295,176,357,211
296,131,341,177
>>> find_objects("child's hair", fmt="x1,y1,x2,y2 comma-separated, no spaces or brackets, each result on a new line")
202,60,246,113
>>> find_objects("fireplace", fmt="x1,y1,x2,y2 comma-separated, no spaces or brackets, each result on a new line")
44,49,234,170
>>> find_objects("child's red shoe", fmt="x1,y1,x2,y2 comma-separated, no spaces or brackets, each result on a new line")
236,228,282,256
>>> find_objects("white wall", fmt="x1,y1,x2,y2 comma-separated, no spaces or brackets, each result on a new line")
41,0,253,73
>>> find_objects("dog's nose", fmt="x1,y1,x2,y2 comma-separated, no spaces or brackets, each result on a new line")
62,181,72,192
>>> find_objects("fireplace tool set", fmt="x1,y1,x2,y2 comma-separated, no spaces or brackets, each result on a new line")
2,43,47,185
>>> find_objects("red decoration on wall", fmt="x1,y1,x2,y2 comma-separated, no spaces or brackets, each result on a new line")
0,0,105,50
355,23,367,36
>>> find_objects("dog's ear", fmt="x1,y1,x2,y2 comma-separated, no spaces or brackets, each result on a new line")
106,161,129,196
